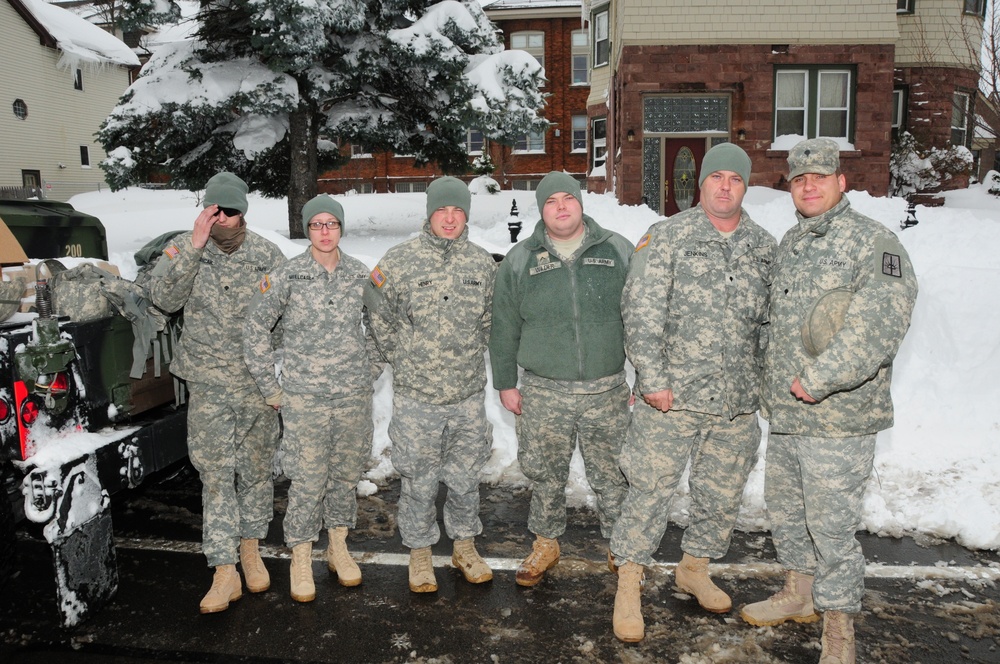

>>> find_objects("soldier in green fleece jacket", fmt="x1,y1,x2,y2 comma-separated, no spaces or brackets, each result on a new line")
489,171,634,588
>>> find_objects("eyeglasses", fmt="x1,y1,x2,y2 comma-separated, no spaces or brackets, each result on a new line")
216,206,241,217
308,220,341,231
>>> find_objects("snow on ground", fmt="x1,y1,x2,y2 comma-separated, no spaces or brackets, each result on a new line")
65,178,1000,551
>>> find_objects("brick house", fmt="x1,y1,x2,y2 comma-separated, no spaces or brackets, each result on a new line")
317,0,592,194
588,0,988,214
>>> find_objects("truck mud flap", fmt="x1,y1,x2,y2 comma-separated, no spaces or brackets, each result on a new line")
51,507,118,627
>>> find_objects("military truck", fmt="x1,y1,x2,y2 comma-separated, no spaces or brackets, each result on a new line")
0,199,188,626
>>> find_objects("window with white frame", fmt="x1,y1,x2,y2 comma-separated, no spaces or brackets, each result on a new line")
395,181,427,193
512,180,541,191
351,144,371,158
572,115,587,152
963,0,987,18
572,30,589,84
952,92,970,146
892,88,907,136
592,117,607,169
80,146,91,167
773,66,854,141
593,9,609,68
467,129,485,155
512,31,545,73
355,182,374,194
896,0,914,13
514,129,545,153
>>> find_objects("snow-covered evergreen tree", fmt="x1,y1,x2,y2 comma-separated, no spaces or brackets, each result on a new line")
100,0,546,236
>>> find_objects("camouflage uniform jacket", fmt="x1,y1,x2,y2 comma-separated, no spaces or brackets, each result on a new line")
363,223,496,406
761,197,918,436
490,215,634,391
148,230,285,386
243,250,377,400
625,206,777,418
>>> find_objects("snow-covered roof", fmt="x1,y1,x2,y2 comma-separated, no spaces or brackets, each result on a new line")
483,0,581,11
12,0,139,67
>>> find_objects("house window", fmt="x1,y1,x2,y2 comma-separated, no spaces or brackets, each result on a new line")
592,117,607,169
80,146,91,167
593,9,609,68
571,30,589,84
12,99,28,120
952,92,970,146
963,0,987,18
512,31,544,72
892,88,907,137
467,129,485,155
395,182,427,193
351,144,371,158
774,66,854,141
896,0,914,13
514,129,545,153
512,180,541,191
572,115,588,152
355,182,374,194
74,69,83,90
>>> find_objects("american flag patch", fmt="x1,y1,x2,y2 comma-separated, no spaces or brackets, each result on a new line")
259,274,271,293
164,245,180,259
635,234,651,251
370,266,386,288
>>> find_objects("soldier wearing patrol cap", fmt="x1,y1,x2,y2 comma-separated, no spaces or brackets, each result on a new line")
363,176,497,594
148,172,286,614
741,138,919,664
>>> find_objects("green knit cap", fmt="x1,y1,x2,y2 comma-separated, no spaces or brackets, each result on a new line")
698,142,751,186
301,195,345,237
425,176,471,221
535,171,583,213
203,172,249,214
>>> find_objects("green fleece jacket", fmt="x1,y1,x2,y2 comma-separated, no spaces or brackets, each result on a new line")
489,215,633,390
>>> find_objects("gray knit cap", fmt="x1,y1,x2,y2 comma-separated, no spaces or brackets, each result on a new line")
698,143,751,186
203,172,249,214
301,195,345,237
535,171,583,213
426,176,471,221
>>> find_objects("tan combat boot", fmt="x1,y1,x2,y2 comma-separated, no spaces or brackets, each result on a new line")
819,611,856,664
199,564,242,614
613,562,645,642
239,538,270,593
452,538,493,584
740,570,821,626
674,552,731,613
327,527,361,587
515,535,560,587
289,542,316,602
409,546,438,593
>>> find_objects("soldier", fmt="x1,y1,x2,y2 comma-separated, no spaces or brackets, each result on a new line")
363,176,497,593
741,138,918,664
609,144,777,642
244,195,379,602
490,171,634,588
148,172,285,614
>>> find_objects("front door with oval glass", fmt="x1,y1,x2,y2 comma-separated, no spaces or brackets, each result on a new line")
641,138,708,216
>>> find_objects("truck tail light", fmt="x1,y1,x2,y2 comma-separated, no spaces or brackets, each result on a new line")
20,398,39,425
0,396,10,423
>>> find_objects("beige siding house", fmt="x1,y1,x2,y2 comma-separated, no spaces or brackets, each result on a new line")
584,0,987,212
1,0,138,202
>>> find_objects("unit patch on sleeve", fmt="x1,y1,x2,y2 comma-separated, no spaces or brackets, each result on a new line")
370,266,387,288
881,252,902,278
258,274,271,293
635,234,651,251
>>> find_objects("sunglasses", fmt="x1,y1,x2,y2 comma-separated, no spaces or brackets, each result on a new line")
216,206,241,217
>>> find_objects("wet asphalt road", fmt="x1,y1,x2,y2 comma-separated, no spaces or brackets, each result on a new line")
1,462,998,663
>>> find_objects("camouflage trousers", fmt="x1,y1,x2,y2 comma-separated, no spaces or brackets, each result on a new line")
186,382,280,567
765,432,876,614
389,392,492,549
281,390,374,547
517,380,630,540
611,403,760,566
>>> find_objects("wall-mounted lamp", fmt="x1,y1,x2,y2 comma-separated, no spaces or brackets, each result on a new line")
626,129,635,143
737,129,746,141
57,163,67,169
